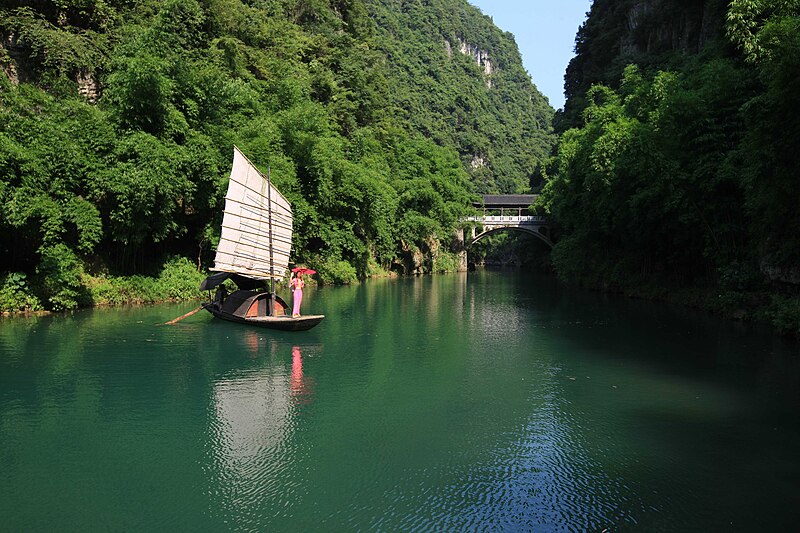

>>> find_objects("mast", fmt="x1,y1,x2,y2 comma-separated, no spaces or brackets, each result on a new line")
267,165,275,295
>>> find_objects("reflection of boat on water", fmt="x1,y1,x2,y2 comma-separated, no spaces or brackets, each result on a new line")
200,146,324,331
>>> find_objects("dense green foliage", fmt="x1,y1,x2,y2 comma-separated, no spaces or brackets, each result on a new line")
559,0,731,132
9,0,796,336
365,0,554,193
0,256,206,312
539,0,800,333
0,0,554,312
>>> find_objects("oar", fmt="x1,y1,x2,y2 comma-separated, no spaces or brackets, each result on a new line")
165,306,204,325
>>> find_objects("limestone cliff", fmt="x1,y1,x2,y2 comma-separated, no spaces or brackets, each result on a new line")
365,0,555,194
561,0,729,130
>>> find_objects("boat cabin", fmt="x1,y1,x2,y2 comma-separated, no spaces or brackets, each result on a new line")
216,288,288,318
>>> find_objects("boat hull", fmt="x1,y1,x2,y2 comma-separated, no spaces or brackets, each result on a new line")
202,303,324,331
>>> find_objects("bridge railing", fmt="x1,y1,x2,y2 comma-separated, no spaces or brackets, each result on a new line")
465,215,547,224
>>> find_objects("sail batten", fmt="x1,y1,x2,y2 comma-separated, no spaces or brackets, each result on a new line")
227,219,292,238
225,168,292,212
212,146,293,280
221,212,292,232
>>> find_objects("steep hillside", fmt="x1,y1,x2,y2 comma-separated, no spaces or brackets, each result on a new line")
540,0,800,333
366,0,554,193
0,0,553,311
560,0,730,131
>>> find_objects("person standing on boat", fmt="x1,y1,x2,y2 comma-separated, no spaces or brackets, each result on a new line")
290,273,305,317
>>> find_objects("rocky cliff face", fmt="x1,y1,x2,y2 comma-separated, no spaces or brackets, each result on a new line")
1,30,99,102
561,0,728,129
1,32,25,85
444,36,493,86
1,11,101,102
620,0,724,55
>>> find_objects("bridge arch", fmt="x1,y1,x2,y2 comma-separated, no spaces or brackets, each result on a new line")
466,194,553,248
469,225,553,249
453,194,554,270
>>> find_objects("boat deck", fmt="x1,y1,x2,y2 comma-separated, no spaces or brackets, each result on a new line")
246,315,325,324
203,302,325,331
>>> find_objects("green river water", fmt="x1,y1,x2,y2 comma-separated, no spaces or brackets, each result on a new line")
1,270,799,531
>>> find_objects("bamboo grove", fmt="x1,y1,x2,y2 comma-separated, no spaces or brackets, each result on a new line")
0,0,552,311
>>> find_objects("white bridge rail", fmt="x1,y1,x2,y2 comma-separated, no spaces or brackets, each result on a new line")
464,214,552,247
465,215,547,225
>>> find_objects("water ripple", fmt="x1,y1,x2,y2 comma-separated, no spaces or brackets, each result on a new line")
2,275,799,531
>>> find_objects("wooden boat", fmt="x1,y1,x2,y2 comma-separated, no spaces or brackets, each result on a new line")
199,146,324,331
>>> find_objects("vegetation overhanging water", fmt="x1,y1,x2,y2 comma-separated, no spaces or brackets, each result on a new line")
2,1,799,334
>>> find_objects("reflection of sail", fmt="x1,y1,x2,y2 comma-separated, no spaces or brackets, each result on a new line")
209,365,296,525
209,344,317,510
212,371,290,457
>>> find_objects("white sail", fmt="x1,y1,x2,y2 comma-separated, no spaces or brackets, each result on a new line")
212,146,293,280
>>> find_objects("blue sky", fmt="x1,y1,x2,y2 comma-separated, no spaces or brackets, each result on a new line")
469,1,592,110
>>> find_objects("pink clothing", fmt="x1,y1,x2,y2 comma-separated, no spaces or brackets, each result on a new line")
291,277,305,316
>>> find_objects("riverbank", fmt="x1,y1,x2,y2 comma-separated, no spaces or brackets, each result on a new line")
583,280,800,338
5,254,798,338
0,257,207,315
478,257,800,338
0,245,467,316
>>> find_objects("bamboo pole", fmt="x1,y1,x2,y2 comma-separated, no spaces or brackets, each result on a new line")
165,306,203,325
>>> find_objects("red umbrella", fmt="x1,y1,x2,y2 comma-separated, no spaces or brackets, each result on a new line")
291,267,316,276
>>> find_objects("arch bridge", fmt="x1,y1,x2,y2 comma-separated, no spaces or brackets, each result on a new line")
466,194,553,248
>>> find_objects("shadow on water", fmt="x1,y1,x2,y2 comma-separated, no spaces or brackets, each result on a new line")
479,269,800,530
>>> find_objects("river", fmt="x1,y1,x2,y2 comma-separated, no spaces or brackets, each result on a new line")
1,270,798,531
